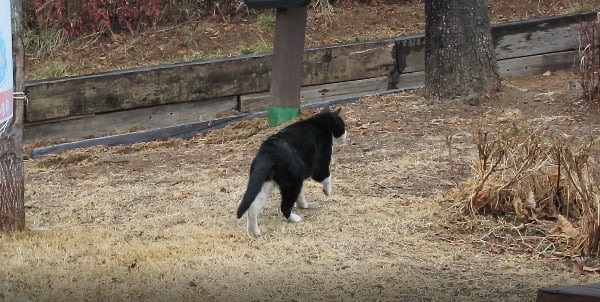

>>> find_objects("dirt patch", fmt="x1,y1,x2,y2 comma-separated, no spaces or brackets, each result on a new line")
26,0,600,80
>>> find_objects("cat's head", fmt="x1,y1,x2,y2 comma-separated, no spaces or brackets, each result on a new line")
321,107,347,144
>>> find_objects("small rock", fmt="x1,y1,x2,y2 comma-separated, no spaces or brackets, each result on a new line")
362,146,373,152
464,93,481,106
543,71,552,76
568,80,582,91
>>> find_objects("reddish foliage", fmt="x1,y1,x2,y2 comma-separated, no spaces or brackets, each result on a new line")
29,0,161,37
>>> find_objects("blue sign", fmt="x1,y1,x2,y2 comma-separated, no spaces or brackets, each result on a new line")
0,0,13,124
0,35,7,87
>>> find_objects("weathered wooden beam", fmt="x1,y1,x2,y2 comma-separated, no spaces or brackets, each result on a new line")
498,50,577,77
24,55,271,122
537,283,600,302
30,85,422,157
24,96,236,142
30,113,254,157
240,76,389,112
25,39,396,122
394,34,426,74
391,12,595,77
23,12,595,124
303,39,396,86
389,71,425,90
493,12,597,60
24,50,579,143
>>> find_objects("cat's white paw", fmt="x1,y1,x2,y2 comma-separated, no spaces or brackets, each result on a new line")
322,176,332,196
295,187,308,208
295,201,308,209
247,225,261,237
288,213,303,223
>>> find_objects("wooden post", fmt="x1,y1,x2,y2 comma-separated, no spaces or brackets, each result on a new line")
0,0,25,232
267,6,307,126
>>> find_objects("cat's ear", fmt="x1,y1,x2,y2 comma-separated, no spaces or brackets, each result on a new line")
333,108,341,115
320,106,331,113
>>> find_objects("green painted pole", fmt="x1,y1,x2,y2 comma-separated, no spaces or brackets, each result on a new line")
268,6,307,126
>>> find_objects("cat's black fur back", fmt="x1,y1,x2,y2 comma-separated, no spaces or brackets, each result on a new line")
236,108,346,219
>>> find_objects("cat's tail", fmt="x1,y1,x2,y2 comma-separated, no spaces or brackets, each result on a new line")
237,154,274,219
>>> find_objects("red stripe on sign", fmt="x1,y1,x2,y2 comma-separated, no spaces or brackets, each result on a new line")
0,89,13,123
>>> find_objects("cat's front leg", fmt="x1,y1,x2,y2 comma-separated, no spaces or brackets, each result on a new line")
322,175,332,196
295,186,308,209
281,184,303,223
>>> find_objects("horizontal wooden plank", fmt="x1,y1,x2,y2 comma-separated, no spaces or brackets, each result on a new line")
493,12,597,60
391,12,595,75
25,55,271,122
389,71,424,90
303,39,396,85
24,97,237,142
24,12,593,123
537,283,600,302
394,34,426,74
25,40,396,122
31,84,426,157
583,284,600,290
498,50,577,77
239,76,389,112
31,113,257,157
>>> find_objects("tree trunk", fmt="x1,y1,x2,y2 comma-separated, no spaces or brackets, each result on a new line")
0,0,25,232
425,0,500,100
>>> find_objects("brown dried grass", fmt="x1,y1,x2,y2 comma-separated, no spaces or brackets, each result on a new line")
450,124,600,258
579,19,600,103
5,77,600,301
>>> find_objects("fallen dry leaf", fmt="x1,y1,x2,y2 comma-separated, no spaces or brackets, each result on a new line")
173,192,189,200
583,266,600,273
572,262,585,274
550,215,579,239
512,196,527,219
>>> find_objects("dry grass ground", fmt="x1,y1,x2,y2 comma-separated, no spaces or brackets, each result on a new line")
1,71,599,301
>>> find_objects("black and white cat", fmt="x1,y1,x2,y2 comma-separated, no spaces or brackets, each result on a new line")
236,107,347,236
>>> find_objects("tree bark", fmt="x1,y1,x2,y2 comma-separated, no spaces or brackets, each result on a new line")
425,0,500,100
0,0,25,232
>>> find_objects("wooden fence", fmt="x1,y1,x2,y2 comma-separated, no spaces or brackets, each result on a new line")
24,12,596,143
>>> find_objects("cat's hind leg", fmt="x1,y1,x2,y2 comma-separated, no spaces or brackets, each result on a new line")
321,175,332,196
295,185,308,209
246,180,274,237
280,184,303,223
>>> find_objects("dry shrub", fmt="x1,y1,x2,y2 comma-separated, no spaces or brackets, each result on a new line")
36,150,98,168
204,119,268,144
451,125,600,257
112,138,187,154
579,20,600,103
